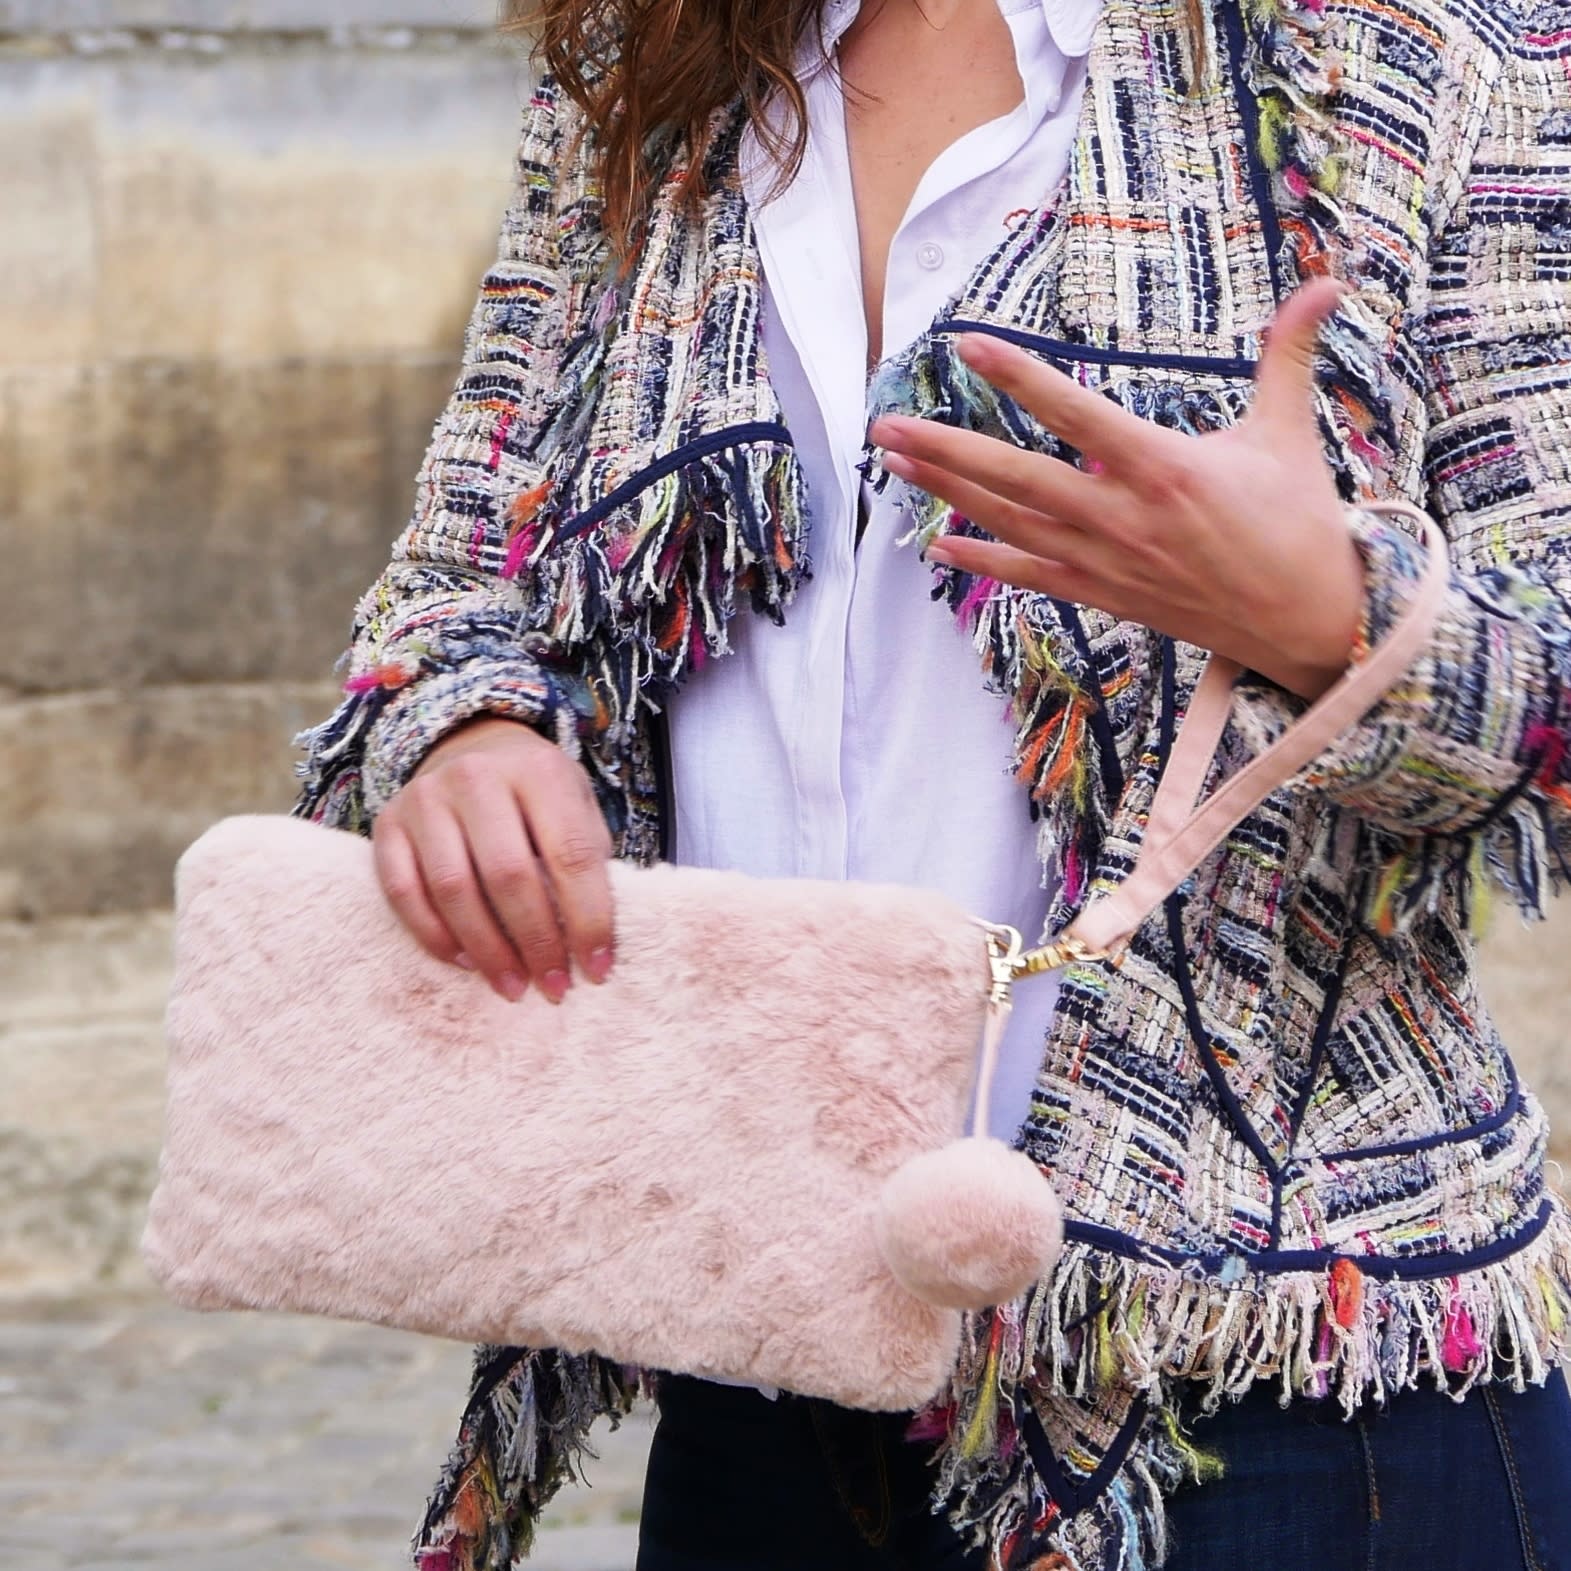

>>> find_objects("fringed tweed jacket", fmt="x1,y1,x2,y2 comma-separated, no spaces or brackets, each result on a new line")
296,0,1571,1565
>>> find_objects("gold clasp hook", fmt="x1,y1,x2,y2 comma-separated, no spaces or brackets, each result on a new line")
981,923,1024,1008
977,921,1126,1006
1016,933,1126,975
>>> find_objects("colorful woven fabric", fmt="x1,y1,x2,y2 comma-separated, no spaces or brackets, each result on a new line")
295,0,1571,1566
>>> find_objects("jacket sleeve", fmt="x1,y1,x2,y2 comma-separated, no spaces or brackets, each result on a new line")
294,77,612,832
1240,26,1571,924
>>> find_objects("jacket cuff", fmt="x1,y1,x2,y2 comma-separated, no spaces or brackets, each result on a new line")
1230,507,1565,838
361,654,582,817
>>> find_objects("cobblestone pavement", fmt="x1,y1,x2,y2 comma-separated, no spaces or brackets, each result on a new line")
1,1298,653,1571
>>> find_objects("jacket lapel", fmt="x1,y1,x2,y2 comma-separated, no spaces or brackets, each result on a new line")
861,0,1291,900
512,104,813,705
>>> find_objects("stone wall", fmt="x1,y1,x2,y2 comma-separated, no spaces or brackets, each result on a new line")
0,0,528,1295
1,1,1566,1300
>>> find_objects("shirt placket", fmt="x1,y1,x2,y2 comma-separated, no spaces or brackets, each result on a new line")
747,51,870,880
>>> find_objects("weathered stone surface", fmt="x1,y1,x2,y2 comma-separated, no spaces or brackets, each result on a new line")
0,9,541,1304
0,912,172,1295
0,25,529,696
0,49,522,370
0,682,337,920
5,356,459,694
1479,906,1571,1134
0,1300,650,1571
1,1,498,31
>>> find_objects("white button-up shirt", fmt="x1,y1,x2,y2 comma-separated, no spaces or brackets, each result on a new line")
666,0,1102,1143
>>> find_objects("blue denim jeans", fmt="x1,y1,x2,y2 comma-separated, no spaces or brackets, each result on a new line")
636,1369,1571,1570
1164,1369,1571,1571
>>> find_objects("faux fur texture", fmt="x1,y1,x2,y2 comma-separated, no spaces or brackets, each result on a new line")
876,1137,1064,1311
144,814,1019,1411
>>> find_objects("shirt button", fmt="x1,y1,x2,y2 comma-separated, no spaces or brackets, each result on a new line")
916,241,945,271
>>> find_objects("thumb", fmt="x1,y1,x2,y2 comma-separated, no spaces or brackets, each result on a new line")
1249,275,1349,432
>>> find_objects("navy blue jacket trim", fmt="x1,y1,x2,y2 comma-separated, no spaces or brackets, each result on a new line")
555,421,793,543
1017,1396,1151,1521
1062,1193,1556,1281
1283,890,1362,1155
1310,1053,1523,1163
1155,639,1285,1176
932,318,1259,379
1218,0,1288,303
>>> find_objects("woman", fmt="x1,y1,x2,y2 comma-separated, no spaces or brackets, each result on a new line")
296,0,1571,1566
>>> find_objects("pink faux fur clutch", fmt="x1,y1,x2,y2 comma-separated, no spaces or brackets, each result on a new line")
143,502,1448,1412
143,814,1058,1410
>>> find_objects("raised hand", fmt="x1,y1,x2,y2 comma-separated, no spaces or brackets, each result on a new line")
869,278,1366,701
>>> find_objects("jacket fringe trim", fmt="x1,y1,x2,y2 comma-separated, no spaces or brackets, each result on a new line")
928,1196,1571,1567
1230,0,1403,496
940,1395,1199,1571
412,1348,642,1571
510,431,811,710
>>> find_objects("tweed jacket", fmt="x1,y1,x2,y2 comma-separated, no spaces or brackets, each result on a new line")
297,0,1571,1565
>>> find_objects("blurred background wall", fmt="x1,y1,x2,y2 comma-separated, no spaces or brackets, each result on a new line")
0,0,1566,1303
0,0,527,1296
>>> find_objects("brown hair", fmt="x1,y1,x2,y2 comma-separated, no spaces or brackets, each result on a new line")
506,0,1211,255
504,1,830,253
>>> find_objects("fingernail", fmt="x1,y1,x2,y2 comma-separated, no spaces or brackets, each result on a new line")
586,946,614,984
496,971,527,1003
882,452,915,478
542,968,570,1005
454,953,476,971
926,542,955,564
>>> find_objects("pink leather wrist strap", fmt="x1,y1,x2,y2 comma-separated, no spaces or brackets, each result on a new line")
1065,500,1451,959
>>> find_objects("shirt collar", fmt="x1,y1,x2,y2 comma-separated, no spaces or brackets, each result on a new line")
1033,0,1102,57
816,0,1102,65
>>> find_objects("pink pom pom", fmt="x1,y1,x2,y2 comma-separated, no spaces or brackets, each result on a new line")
874,1137,1064,1311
